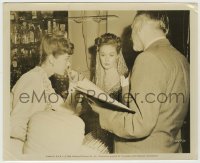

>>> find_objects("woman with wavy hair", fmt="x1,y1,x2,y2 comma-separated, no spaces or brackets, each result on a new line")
94,33,129,99
82,33,129,153
10,34,85,156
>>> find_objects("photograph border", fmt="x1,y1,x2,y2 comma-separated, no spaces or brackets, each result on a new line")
3,2,198,160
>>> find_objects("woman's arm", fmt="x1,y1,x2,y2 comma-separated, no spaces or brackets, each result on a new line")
10,75,42,142
63,69,85,115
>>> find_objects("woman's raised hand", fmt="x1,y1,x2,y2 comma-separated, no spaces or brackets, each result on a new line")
120,75,129,87
67,68,85,94
68,69,85,83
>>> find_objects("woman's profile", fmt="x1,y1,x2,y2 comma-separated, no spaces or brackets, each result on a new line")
10,34,85,156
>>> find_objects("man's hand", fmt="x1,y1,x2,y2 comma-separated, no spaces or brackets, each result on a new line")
88,100,102,114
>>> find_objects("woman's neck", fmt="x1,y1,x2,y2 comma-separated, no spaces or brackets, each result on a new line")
40,63,54,78
104,67,118,75
103,67,120,92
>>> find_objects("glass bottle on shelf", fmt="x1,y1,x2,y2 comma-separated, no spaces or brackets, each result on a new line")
59,24,66,35
32,11,37,19
53,19,60,34
59,24,68,38
25,26,30,44
34,24,42,42
47,20,52,35
11,48,18,68
11,48,22,88
11,24,16,44
12,24,21,45
52,19,56,34
29,23,35,43
21,22,28,44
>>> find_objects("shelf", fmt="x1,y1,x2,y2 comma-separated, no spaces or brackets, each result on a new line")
11,18,68,24
11,42,41,49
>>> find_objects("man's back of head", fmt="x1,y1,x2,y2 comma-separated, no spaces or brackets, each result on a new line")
131,11,169,51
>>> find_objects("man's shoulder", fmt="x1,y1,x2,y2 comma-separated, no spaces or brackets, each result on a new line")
135,43,189,73
145,40,186,61
135,51,161,65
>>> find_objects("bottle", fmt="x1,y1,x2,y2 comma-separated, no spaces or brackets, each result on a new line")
13,25,20,44
27,23,31,43
29,23,35,43
21,22,28,44
34,25,42,42
52,19,57,34
11,48,18,68
11,25,17,44
47,20,52,35
32,11,37,19
60,24,66,33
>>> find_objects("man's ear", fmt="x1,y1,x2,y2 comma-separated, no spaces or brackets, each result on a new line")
48,54,55,66
138,22,146,41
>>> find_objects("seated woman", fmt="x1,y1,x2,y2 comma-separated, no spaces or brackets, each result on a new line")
82,33,129,153
10,34,85,156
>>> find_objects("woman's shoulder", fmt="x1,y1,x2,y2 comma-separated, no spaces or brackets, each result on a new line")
12,67,44,91
19,66,40,79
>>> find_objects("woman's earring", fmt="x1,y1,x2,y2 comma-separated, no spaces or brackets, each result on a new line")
49,57,54,66
49,60,54,67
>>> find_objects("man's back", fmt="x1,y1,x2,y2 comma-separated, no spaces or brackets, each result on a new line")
114,39,189,153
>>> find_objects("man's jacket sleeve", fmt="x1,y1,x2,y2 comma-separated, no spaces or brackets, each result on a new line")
98,53,167,139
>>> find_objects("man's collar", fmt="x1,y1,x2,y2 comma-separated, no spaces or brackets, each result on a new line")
144,36,167,51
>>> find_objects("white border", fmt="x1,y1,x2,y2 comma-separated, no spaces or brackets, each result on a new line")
1,1,199,163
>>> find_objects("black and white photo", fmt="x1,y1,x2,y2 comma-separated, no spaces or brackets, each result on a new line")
3,2,198,160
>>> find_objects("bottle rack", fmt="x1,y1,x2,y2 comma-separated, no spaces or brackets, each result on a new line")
10,11,69,98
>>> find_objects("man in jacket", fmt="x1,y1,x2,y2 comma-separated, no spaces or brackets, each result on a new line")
90,11,190,153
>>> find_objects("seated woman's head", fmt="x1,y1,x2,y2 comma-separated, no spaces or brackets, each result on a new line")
95,33,121,70
39,34,74,75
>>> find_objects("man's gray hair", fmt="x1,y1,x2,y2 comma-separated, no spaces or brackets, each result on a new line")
132,11,169,35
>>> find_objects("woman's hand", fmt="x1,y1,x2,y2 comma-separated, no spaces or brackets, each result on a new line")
68,69,85,83
67,69,85,94
68,82,77,94
120,75,130,106
87,99,102,114
120,75,129,87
